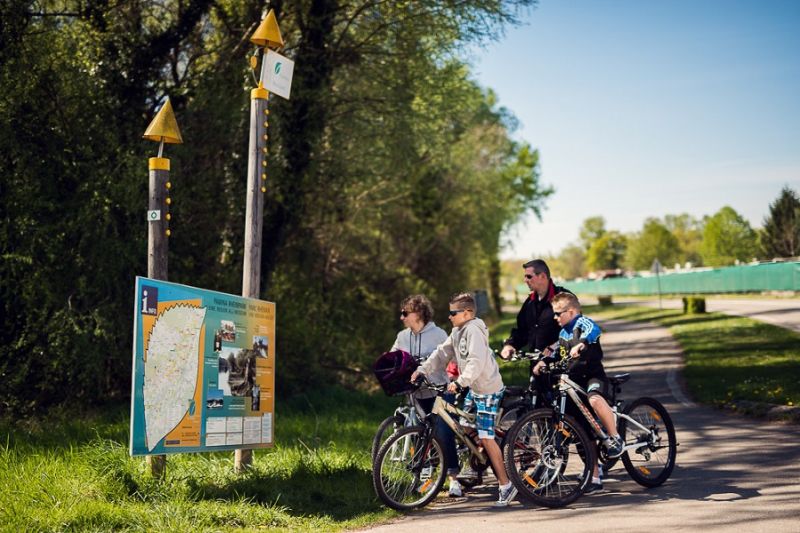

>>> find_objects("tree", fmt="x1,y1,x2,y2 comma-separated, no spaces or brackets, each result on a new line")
586,231,627,272
545,245,586,281
624,218,680,271
663,213,704,267
761,186,800,258
0,0,545,413
578,216,606,249
700,206,759,266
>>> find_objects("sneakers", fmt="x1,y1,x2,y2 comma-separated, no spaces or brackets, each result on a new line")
584,481,604,494
448,480,463,497
494,482,517,507
605,435,624,458
457,465,479,483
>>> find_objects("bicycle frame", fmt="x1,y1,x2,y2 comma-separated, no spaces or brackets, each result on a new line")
554,373,659,456
430,395,488,465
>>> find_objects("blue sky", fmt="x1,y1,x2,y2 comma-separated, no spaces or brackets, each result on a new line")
469,0,800,259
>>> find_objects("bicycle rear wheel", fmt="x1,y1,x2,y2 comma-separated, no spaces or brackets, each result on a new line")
497,401,530,450
620,397,676,487
503,408,595,508
373,426,446,510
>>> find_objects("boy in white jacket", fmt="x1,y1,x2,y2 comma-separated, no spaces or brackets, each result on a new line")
411,292,515,507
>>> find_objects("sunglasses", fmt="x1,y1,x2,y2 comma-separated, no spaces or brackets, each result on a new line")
553,309,568,317
448,309,469,316
524,272,542,280
400,310,411,317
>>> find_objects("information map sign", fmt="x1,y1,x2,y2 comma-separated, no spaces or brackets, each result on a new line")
130,277,275,456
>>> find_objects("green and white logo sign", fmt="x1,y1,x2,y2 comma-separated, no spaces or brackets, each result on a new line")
260,49,294,100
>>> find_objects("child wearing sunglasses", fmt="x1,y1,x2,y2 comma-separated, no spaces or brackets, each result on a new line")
411,292,515,507
532,292,624,493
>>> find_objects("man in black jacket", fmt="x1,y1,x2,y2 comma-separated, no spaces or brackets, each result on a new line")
500,259,572,364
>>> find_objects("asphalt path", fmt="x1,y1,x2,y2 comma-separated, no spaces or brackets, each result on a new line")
363,318,800,532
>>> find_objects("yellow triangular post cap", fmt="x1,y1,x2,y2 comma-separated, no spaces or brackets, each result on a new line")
250,9,284,49
143,98,183,144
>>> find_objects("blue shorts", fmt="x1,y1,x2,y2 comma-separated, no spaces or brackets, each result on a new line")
460,388,505,439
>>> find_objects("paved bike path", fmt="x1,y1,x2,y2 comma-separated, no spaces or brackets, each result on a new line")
362,318,800,532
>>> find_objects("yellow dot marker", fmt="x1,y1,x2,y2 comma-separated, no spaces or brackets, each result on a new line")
166,197,172,205
261,187,266,193
165,229,171,237
166,213,171,221
166,182,171,189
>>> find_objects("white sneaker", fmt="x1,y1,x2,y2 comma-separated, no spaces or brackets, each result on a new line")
448,480,463,497
494,483,517,507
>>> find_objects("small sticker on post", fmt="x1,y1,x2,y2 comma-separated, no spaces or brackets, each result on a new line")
148,210,161,221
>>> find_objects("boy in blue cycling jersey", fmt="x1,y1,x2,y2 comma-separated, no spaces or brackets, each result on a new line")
532,292,623,493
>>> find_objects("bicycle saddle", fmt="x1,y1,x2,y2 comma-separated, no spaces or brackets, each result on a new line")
608,373,630,386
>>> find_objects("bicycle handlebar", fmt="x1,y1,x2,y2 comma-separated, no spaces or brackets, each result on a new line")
492,348,544,362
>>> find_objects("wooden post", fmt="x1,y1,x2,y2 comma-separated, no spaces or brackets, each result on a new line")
236,85,268,472
142,98,182,479
146,155,170,478
235,7,284,474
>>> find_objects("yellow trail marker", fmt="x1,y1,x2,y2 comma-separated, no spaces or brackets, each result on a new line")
250,9,284,49
143,98,183,144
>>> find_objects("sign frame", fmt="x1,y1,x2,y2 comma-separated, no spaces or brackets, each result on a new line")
130,276,276,456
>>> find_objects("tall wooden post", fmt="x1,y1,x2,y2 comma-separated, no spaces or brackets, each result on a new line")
142,98,183,478
235,7,284,473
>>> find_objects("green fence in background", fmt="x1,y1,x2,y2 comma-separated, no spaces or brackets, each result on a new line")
563,262,799,296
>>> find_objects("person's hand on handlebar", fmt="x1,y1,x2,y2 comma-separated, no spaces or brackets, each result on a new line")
447,381,462,394
532,360,546,376
410,370,424,383
500,344,516,360
569,342,585,358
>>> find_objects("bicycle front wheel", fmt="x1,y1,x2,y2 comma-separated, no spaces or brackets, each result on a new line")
620,397,676,487
371,414,402,462
503,408,595,508
373,426,446,510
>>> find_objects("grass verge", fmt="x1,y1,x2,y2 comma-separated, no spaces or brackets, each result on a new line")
0,387,400,532
589,305,800,409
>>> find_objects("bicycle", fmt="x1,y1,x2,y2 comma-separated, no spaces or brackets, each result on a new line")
370,350,542,484
373,377,509,510
371,392,426,462
503,357,677,508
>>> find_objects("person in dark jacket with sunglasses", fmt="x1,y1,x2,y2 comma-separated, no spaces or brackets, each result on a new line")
500,259,572,367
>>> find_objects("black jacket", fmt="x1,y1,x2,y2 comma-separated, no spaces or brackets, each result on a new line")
504,281,572,352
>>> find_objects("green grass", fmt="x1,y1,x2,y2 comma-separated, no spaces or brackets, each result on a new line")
589,305,800,407
0,388,400,532
489,314,531,386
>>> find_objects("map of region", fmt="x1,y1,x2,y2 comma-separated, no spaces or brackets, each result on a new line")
143,304,207,451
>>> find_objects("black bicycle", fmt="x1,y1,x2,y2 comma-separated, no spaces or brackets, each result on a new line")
503,358,677,508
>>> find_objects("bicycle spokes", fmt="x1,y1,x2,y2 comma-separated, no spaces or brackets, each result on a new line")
620,398,676,488
373,427,447,510
505,410,594,508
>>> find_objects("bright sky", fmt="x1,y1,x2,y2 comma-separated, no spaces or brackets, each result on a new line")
470,0,800,259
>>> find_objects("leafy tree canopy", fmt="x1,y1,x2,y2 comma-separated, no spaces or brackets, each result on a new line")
761,186,800,258
624,218,680,271
701,206,759,266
